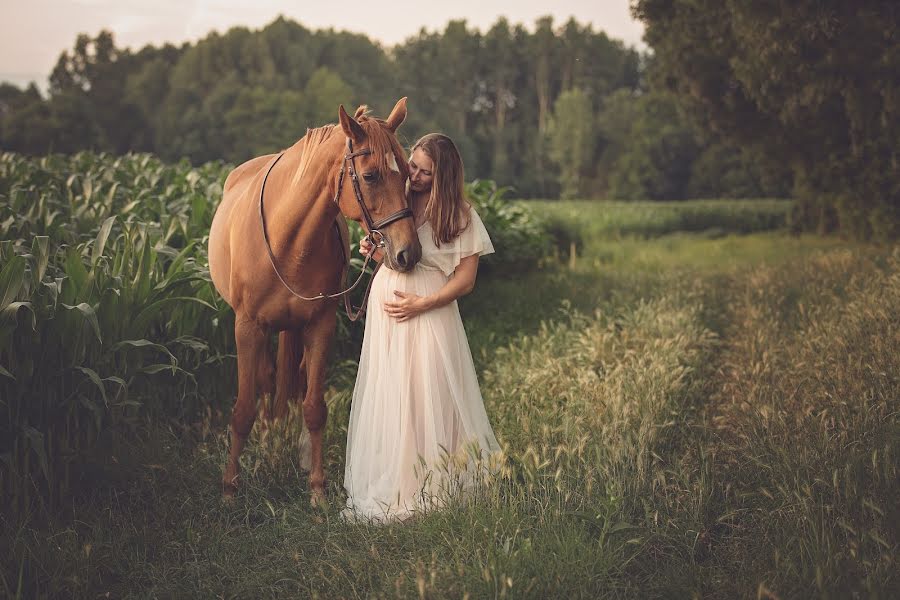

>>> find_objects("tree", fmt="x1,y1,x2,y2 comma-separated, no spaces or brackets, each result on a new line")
526,17,561,197
602,90,698,200
633,0,900,238
303,67,354,126
548,88,595,199
482,18,519,183
0,84,55,154
3,15,650,199
687,142,792,199
46,31,146,153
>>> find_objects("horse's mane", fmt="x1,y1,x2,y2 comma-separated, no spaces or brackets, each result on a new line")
289,124,338,190
288,109,409,194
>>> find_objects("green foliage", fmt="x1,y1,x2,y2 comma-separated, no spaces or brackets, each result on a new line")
303,67,355,125
686,142,792,199
0,17,643,199
602,90,699,200
11,10,892,219
222,87,307,160
464,180,548,273
0,151,234,512
548,88,595,199
633,0,900,239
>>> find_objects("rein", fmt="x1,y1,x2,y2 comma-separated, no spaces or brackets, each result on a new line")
258,138,413,321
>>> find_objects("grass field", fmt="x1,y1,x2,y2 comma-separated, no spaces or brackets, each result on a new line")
2,196,897,598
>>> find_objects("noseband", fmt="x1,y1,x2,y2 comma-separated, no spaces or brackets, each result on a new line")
258,137,413,321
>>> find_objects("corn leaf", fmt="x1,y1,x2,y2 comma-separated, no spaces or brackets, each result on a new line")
91,215,116,267
0,255,26,308
61,302,102,344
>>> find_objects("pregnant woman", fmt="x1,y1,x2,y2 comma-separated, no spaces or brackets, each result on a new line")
343,133,501,522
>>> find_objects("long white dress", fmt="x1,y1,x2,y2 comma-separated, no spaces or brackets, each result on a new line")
343,207,501,522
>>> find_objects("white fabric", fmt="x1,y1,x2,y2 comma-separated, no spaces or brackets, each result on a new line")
343,207,500,522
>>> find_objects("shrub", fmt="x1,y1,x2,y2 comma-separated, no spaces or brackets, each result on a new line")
464,179,549,274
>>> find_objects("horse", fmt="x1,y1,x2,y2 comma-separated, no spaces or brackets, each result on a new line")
208,98,422,504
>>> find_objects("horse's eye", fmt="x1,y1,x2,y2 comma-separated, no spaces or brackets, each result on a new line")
362,172,378,183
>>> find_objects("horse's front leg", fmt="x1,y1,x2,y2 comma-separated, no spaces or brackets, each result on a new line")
301,308,338,507
223,315,268,498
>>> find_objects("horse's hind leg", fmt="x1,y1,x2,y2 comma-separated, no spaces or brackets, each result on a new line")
257,337,276,423
273,330,305,421
223,316,267,498
297,353,311,471
301,309,337,507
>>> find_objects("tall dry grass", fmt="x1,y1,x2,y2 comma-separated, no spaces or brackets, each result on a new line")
706,248,899,596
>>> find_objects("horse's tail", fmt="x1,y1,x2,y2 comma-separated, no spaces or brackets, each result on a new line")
274,330,305,420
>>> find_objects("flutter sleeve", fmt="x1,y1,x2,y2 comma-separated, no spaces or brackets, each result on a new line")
436,206,495,277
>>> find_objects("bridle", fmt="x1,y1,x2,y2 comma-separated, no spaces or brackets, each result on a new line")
258,137,413,321
333,138,414,243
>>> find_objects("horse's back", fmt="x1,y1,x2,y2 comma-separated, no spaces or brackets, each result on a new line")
209,153,276,305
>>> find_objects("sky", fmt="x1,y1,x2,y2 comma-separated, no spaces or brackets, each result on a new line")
0,0,645,90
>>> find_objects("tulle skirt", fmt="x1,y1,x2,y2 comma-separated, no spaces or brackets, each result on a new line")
342,264,501,522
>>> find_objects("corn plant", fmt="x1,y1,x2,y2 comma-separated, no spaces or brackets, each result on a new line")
1,152,234,513
0,151,550,514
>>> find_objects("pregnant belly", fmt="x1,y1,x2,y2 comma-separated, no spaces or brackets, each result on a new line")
370,266,449,311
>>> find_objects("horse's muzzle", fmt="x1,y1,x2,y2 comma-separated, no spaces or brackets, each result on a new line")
388,241,421,272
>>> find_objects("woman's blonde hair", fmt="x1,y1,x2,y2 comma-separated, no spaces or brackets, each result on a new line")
411,133,470,246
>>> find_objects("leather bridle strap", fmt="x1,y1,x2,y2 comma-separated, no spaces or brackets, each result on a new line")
259,151,377,305
343,262,380,322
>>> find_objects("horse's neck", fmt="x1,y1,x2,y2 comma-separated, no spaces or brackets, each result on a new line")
269,144,342,260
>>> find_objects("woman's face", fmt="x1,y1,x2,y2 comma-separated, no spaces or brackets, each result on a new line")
408,148,434,194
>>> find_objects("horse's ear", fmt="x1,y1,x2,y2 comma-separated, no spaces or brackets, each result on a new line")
384,97,408,133
339,104,366,142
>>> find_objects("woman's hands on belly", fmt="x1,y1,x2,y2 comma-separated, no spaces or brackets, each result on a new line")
383,291,433,322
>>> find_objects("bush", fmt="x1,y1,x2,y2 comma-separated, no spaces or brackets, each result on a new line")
464,179,549,274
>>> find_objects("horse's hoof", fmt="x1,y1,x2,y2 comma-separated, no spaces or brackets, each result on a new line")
222,478,239,502
310,488,327,508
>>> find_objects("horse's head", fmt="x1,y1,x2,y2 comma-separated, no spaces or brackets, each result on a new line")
335,98,422,272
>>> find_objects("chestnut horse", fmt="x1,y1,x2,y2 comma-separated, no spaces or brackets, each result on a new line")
208,98,421,504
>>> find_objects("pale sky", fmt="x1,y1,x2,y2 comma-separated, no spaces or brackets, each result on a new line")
0,0,645,90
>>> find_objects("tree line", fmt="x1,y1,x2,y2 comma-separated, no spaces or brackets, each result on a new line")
1,9,896,238
0,16,787,203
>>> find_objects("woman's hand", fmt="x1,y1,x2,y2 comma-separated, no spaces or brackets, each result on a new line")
384,255,480,321
359,238,383,262
384,291,431,322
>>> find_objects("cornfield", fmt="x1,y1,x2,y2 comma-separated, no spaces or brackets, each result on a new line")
1,152,239,511
0,152,545,514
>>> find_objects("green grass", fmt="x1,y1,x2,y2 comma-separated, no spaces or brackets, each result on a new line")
462,231,841,366
2,196,896,598
528,198,791,238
